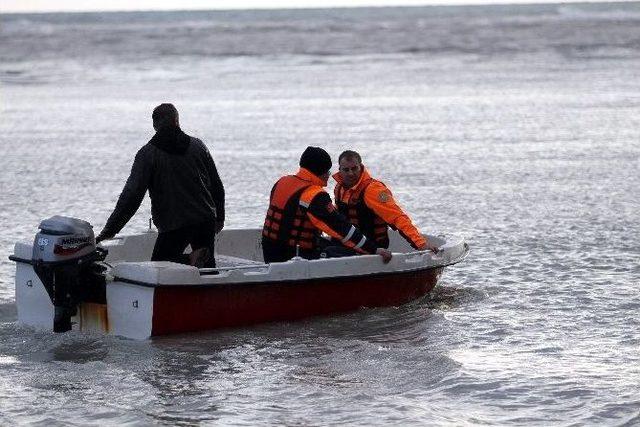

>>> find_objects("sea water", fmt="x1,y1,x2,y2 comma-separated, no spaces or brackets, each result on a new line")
0,4,639,425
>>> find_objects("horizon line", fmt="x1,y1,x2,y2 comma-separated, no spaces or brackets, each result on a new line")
1,0,636,15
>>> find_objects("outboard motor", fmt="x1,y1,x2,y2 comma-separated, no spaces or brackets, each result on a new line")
32,216,108,332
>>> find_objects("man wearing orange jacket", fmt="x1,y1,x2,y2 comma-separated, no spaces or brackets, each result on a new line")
333,150,438,252
262,146,392,264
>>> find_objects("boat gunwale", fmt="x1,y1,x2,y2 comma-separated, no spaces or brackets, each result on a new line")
9,243,469,290
111,263,450,289
111,249,468,289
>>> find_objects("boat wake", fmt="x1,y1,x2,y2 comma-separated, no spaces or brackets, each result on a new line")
423,285,485,310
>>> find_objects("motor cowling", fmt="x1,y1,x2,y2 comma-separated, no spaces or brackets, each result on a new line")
31,216,107,333
33,216,97,263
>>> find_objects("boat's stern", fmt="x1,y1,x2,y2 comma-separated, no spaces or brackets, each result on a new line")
10,216,111,334
13,242,55,330
13,241,112,334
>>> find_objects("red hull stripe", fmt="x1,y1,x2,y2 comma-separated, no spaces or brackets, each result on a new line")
150,267,443,336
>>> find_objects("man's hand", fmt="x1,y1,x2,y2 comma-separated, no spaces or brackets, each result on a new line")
96,233,113,244
376,248,392,263
419,241,440,254
215,220,224,234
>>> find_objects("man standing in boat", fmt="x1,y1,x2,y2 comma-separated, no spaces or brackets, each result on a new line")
96,103,225,268
262,146,392,264
333,150,438,253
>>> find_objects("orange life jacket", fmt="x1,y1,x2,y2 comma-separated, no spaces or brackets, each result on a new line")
334,176,390,249
263,174,323,250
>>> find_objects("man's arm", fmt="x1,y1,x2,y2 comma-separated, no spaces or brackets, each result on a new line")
97,149,151,242
305,191,378,255
363,181,432,251
204,147,225,232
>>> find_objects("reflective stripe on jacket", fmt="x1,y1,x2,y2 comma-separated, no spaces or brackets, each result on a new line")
333,167,426,250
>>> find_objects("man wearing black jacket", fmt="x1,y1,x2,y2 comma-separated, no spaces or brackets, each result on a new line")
96,103,225,268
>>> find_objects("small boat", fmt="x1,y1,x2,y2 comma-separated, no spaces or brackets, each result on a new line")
9,216,469,339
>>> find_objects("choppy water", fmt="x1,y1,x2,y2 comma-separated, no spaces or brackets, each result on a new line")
1,3,639,425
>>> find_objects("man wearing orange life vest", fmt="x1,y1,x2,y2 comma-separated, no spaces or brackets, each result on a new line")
333,150,439,253
262,146,393,264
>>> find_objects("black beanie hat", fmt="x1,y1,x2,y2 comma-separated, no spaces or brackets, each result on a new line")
299,146,332,177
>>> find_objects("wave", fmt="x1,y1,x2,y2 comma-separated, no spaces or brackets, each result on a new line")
557,3,640,20
2,3,640,59
2,3,640,85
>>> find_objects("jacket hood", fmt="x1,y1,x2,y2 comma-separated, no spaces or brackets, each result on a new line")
150,125,191,155
297,167,328,187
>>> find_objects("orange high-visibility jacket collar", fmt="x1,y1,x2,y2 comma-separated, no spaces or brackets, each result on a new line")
298,167,326,187
332,166,371,190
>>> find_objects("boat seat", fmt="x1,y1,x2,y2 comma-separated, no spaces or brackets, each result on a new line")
216,254,264,268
